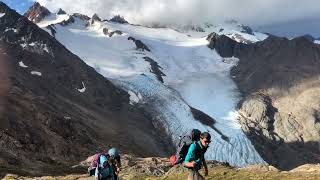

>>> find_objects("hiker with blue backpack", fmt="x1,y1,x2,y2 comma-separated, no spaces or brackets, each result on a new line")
184,132,211,180
94,154,114,180
89,147,121,180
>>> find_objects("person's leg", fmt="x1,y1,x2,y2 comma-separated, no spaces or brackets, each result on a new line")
195,171,204,180
190,170,204,180
187,169,195,180
89,167,96,176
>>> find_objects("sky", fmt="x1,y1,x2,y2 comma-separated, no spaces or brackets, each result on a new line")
2,0,32,14
3,0,320,37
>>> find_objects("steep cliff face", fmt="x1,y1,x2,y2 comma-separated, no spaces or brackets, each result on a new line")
24,2,51,23
208,33,320,170
0,2,173,173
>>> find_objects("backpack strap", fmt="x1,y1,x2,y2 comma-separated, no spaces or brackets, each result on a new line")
194,141,204,161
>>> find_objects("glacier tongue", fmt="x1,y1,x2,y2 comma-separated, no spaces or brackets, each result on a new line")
39,17,266,166
114,75,265,166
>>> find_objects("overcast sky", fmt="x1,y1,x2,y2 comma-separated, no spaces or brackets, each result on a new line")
10,0,320,37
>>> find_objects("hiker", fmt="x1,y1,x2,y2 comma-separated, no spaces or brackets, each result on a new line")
94,154,114,180
170,129,201,165
184,132,211,180
89,151,109,176
88,147,121,180
108,147,121,180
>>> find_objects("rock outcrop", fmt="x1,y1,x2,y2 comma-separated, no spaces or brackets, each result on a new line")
58,16,75,26
24,2,50,23
91,13,101,22
128,36,151,52
239,24,254,35
109,30,123,37
207,32,243,57
143,57,166,83
57,8,66,15
109,15,129,24
72,13,90,21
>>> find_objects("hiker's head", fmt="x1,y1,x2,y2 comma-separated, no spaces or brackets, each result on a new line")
108,147,120,159
200,132,211,147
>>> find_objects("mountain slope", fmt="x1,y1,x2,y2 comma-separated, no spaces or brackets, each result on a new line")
0,2,172,174
208,33,320,170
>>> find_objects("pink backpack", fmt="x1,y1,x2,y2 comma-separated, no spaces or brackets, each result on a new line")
91,153,109,168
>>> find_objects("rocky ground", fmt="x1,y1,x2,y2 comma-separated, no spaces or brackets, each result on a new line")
1,155,320,180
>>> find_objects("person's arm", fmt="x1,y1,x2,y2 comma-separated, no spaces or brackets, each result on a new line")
184,144,196,168
115,157,121,175
202,157,208,176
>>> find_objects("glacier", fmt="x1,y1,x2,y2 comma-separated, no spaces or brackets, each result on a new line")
37,14,267,166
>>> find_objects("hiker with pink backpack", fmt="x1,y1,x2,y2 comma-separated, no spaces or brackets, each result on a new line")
89,147,121,180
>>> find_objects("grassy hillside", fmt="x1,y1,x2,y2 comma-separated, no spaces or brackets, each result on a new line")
2,157,320,180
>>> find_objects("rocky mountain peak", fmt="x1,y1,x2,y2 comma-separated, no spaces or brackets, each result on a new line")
91,13,101,22
224,19,254,35
109,15,128,24
90,13,101,25
72,13,90,21
239,24,254,35
24,2,51,23
0,2,58,57
207,32,241,57
57,8,67,15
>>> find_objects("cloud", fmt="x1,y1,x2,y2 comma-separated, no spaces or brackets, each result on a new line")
32,0,320,28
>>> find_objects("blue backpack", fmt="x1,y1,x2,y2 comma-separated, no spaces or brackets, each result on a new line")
95,155,113,179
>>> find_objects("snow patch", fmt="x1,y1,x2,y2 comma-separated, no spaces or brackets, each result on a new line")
43,46,50,53
31,71,42,76
18,61,28,68
5,28,17,33
223,56,239,67
0,13,5,18
174,22,268,43
314,40,320,44
20,42,51,55
77,81,86,93
37,14,70,28
128,90,142,104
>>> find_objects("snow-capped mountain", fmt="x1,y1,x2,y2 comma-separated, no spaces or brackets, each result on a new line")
26,4,272,167
2,1,320,173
